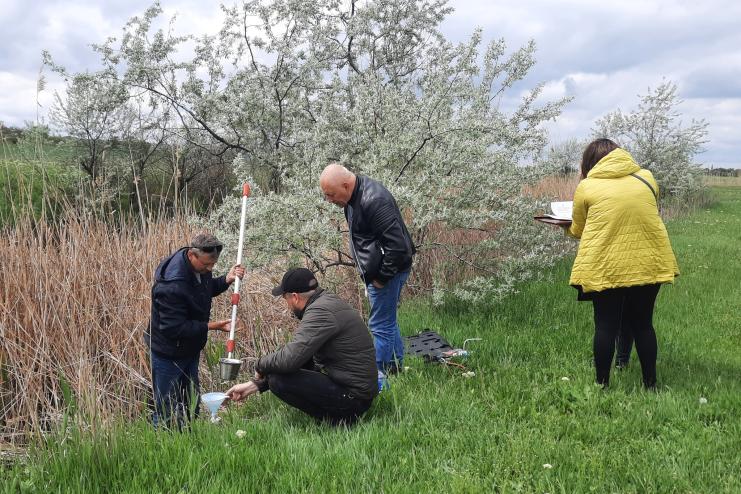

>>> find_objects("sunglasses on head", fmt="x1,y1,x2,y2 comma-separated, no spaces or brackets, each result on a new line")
193,244,223,254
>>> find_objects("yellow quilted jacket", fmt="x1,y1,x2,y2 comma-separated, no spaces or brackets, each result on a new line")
568,148,679,292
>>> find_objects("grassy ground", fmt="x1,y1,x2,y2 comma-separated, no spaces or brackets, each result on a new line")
2,188,740,493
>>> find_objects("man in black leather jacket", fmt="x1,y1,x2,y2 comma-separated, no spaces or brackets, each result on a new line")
320,163,415,374
146,233,244,428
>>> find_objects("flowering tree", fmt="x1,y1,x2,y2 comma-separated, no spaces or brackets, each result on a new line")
544,138,585,176
593,82,708,199
51,0,571,301
48,71,130,183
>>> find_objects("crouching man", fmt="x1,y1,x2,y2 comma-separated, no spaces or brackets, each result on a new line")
227,268,378,426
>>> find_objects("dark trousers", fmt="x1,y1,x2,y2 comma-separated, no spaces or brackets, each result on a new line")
592,284,661,388
615,328,634,367
150,351,200,429
265,370,372,426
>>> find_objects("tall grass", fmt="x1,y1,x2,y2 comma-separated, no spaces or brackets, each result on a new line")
2,187,739,492
0,203,300,444
524,173,580,200
0,160,69,224
703,175,741,187
0,166,720,446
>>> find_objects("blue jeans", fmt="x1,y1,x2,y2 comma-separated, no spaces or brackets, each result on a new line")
150,351,200,429
367,270,410,373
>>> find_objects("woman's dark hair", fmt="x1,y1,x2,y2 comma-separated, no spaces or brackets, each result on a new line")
580,138,619,178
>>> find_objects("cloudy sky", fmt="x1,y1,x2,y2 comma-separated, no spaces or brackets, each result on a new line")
2,0,739,167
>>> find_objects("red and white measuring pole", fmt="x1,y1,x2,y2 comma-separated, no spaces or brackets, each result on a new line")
226,183,251,360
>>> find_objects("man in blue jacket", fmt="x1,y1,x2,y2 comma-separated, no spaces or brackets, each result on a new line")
319,163,415,374
145,233,244,428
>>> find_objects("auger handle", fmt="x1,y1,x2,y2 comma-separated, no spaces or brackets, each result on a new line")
227,183,251,358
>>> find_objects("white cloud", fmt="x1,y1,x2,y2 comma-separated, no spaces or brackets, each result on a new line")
440,0,741,167
0,71,63,127
1,0,739,167
0,72,39,126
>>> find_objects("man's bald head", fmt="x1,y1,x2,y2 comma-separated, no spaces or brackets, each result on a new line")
320,163,356,207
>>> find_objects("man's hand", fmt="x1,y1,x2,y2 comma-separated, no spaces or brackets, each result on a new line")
226,381,259,402
371,279,385,289
208,319,231,332
226,264,246,284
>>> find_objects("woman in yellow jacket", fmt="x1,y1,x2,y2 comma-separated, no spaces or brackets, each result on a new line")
567,139,679,389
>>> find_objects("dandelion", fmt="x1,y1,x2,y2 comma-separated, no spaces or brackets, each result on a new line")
561,376,570,381
543,463,553,469
235,429,247,438
699,397,708,405
462,371,476,378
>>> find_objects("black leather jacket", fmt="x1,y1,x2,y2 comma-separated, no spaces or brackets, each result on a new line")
344,175,415,284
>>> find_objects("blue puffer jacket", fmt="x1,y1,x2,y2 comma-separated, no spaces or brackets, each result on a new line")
145,248,229,358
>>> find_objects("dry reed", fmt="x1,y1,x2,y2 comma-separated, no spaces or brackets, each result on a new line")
524,173,580,200
0,208,304,444
411,174,580,295
703,175,741,187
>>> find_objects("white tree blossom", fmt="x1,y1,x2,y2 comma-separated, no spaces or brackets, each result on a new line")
206,1,569,301
50,0,573,301
593,81,708,200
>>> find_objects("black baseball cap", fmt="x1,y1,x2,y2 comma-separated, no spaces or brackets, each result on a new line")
271,268,319,296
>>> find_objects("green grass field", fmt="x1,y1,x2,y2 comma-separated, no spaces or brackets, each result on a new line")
3,188,740,493
0,159,69,222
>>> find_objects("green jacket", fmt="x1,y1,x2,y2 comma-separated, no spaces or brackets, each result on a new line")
257,289,378,401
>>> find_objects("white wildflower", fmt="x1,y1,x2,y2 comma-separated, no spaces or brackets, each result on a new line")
699,397,708,405
235,429,247,438
543,463,553,469
462,371,476,378
560,376,570,381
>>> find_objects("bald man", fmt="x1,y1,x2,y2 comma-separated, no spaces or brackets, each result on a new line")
320,163,415,375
